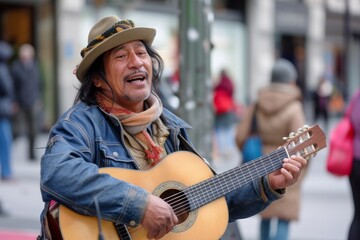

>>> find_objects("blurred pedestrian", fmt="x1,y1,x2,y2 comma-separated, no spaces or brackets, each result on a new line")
313,75,333,131
347,89,360,240
11,43,42,161
213,69,237,161
236,58,307,240
0,41,15,180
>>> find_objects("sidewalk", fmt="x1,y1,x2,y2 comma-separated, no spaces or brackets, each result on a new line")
0,134,47,237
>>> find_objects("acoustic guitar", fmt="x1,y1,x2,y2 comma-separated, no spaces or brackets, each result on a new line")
59,124,326,240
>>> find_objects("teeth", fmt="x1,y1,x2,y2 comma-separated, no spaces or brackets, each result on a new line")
128,77,144,82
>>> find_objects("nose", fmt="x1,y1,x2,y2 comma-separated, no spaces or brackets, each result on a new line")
128,52,143,69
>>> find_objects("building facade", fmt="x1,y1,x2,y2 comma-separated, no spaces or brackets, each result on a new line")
1,0,359,125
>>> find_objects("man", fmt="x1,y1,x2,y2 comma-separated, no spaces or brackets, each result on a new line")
11,43,42,160
39,16,307,240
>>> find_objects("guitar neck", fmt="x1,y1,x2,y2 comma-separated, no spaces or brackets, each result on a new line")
185,147,288,210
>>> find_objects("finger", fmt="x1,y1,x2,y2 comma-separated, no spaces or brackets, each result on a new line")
283,159,301,169
280,167,294,179
154,227,167,240
290,155,307,165
283,162,301,175
172,211,178,225
284,155,307,169
165,214,177,234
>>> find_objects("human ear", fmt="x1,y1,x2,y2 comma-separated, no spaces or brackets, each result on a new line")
93,77,102,88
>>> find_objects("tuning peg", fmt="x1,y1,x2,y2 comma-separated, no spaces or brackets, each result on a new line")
283,131,295,140
298,125,310,134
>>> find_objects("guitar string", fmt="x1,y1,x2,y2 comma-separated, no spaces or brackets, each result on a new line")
184,134,314,209
164,132,306,207
187,140,317,212
178,150,287,214
170,154,285,217
169,131,316,218
165,149,288,217
175,150,288,217
168,150,287,216
162,129,316,217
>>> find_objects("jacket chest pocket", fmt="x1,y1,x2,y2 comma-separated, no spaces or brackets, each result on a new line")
99,143,134,169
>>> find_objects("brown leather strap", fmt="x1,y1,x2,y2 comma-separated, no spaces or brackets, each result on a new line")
46,211,63,240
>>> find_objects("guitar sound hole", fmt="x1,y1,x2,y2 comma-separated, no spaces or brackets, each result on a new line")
159,189,189,224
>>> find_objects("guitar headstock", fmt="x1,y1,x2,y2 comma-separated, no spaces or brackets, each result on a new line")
282,124,327,160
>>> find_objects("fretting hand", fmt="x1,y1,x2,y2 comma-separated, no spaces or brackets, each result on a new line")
268,155,307,190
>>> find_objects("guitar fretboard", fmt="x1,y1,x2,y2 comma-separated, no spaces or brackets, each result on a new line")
185,147,288,210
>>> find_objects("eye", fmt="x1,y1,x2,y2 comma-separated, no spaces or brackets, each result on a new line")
137,50,147,57
113,49,127,59
116,54,126,59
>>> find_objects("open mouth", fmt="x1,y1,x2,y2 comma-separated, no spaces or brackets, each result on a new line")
126,72,147,83
127,76,145,82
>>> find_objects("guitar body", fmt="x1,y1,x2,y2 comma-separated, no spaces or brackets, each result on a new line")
59,151,229,240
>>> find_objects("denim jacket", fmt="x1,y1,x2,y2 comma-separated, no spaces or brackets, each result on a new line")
40,101,284,237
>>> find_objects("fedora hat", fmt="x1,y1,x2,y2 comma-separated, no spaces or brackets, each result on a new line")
75,16,156,82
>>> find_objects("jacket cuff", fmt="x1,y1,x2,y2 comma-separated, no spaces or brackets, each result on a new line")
116,185,149,227
261,175,286,202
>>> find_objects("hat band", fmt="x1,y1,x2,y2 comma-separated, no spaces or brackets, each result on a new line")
80,19,135,58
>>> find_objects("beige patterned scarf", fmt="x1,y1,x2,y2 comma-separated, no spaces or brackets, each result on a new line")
96,92,164,166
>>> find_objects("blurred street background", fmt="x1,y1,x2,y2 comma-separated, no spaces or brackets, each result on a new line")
0,0,359,239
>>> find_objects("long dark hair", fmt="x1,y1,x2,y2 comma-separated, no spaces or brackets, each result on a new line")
74,41,164,105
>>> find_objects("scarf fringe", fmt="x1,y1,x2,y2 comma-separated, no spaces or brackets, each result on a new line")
145,145,163,166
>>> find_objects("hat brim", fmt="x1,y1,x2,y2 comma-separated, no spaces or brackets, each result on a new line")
76,27,156,81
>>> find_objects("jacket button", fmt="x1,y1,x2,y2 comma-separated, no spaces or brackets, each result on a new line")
112,152,119,157
129,220,136,226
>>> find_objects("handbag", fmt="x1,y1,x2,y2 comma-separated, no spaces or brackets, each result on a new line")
214,89,235,114
242,104,263,163
326,93,358,176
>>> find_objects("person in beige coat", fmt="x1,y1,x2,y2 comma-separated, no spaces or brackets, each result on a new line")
236,59,306,240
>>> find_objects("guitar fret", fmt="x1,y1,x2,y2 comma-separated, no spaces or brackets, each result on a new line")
253,157,260,181
115,224,132,240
